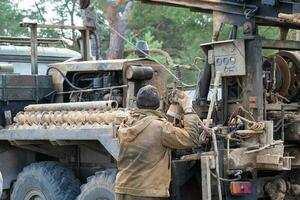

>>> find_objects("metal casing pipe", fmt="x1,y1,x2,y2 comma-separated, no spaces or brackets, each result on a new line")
126,65,154,80
24,100,118,112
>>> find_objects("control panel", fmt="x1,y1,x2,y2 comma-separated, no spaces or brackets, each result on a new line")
206,40,246,77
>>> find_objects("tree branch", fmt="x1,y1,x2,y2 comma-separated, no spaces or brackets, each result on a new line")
122,1,133,20
34,0,46,22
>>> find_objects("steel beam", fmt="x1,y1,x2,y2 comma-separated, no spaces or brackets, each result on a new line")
20,22,95,31
261,39,300,50
201,154,215,200
30,24,38,75
141,0,300,29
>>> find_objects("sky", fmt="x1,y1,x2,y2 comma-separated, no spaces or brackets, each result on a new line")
14,0,35,9
12,0,83,25
14,0,56,23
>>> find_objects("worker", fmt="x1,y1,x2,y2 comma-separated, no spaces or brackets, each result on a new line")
115,85,208,200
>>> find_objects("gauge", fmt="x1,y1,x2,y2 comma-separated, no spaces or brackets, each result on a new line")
230,57,236,65
223,57,229,65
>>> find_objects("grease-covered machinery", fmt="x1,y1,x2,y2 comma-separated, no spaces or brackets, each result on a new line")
8,58,168,130
3,1,300,200
0,35,170,199
196,41,300,200
140,0,300,199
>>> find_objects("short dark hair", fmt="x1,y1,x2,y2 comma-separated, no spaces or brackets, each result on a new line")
136,85,160,110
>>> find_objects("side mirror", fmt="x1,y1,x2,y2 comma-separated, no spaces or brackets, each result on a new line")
80,0,91,9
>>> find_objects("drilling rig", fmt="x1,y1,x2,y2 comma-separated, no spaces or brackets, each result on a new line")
0,0,300,200
137,0,300,199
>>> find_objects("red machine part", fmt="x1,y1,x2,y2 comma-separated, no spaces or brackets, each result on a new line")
230,181,252,196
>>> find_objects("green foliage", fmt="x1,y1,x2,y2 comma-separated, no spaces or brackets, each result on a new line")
4,0,297,85
0,0,27,36
125,31,163,58
21,0,81,49
127,3,213,84
128,3,212,61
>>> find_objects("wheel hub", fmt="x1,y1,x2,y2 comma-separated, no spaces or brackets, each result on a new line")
24,190,47,200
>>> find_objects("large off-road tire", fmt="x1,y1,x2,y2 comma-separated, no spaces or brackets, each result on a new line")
77,169,117,200
11,161,80,200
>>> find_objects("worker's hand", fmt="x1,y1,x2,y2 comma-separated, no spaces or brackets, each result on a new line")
175,90,193,112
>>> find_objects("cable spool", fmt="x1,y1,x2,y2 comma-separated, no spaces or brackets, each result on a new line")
277,51,300,101
263,55,291,97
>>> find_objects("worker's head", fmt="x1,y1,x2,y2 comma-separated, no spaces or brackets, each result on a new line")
136,85,160,110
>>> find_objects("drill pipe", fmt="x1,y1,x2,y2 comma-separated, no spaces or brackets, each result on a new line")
12,109,128,129
24,100,118,112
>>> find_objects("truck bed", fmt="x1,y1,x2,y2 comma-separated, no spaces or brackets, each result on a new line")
0,126,120,159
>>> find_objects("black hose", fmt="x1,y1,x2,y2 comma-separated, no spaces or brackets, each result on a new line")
46,66,91,91
195,58,211,105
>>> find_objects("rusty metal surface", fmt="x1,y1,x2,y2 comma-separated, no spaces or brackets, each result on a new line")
125,66,154,80
11,109,128,130
278,13,300,24
20,22,95,31
0,126,120,160
274,55,291,97
49,58,156,72
30,24,38,75
49,58,150,102
122,59,168,107
0,36,66,47
263,54,291,98
277,51,300,101
0,74,53,102
24,100,118,112
141,0,300,29
22,22,95,65
49,58,168,108
261,39,300,51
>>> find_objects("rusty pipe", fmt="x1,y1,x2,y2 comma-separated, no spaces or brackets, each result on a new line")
24,100,118,112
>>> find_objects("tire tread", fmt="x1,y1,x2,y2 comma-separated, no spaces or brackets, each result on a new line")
11,161,80,200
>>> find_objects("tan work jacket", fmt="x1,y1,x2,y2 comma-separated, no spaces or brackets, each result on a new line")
115,109,201,198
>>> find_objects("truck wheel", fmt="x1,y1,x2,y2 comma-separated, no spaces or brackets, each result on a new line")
11,161,80,200
77,169,117,200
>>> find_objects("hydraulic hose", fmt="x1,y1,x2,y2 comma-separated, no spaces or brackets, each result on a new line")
46,66,92,91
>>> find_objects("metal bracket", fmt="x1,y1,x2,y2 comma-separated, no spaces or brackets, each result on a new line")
201,152,216,200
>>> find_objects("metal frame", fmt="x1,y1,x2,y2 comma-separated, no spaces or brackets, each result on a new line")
20,22,96,74
137,1,300,199
141,0,300,29
0,36,67,47
0,126,120,160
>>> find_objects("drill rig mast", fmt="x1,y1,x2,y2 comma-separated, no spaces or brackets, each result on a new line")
139,0,300,200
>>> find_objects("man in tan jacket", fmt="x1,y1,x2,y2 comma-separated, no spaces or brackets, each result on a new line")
115,85,206,200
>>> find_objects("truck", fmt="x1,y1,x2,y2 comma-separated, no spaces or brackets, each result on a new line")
0,22,170,200
1,0,300,200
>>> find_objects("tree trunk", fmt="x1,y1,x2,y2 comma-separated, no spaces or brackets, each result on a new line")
106,1,133,59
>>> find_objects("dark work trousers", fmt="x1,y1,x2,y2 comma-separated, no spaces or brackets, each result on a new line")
116,194,168,200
